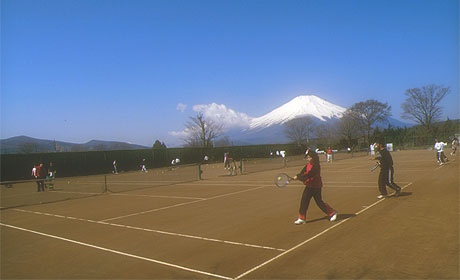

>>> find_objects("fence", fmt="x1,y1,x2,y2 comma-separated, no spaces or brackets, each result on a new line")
0,144,307,181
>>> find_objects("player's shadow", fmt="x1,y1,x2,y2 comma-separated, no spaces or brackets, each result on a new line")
306,213,356,224
392,191,412,198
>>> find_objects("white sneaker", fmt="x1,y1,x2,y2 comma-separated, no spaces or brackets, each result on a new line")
294,218,306,225
329,211,337,222
377,194,387,199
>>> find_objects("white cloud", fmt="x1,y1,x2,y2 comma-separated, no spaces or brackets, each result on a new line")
176,103,187,112
168,103,252,141
192,103,252,129
168,129,190,137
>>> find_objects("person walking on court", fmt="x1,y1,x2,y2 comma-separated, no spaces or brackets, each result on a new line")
293,148,337,225
224,152,230,169
370,142,376,156
326,147,333,162
450,138,457,156
113,160,118,174
373,141,401,198
36,163,46,192
32,164,40,191
46,161,56,190
434,139,448,165
140,158,147,172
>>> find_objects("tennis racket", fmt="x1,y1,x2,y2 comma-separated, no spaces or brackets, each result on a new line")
274,173,294,188
370,162,380,172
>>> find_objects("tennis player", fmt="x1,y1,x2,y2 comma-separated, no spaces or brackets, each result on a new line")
451,138,458,155
434,139,448,165
113,160,118,174
293,148,337,225
140,158,147,172
373,141,401,198
326,147,333,162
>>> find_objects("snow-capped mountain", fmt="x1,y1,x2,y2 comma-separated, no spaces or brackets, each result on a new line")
249,95,346,130
220,95,347,144
222,95,411,145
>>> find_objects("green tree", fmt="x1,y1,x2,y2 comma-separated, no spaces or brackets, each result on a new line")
18,142,38,154
152,140,167,149
438,118,458,140
349,99,391,146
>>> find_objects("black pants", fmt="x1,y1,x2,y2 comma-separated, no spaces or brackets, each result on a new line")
378,167,401,195
298,187,334,220
36,180,45,192
437,151,447,163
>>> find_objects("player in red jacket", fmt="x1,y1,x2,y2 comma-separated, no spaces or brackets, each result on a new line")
293,148,337,225
36,163,46,192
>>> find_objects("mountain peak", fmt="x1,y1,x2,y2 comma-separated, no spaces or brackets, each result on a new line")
249,95,346,130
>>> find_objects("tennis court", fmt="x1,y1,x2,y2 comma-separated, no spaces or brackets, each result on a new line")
1,149,458,279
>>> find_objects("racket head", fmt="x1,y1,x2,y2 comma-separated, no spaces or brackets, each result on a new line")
370,162,380,172
274,173,293,188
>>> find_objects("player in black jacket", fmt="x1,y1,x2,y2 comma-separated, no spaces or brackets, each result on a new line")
373,142,401,198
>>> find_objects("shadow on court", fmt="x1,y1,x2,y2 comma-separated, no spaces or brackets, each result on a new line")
392,191,413,198
306,213,356,224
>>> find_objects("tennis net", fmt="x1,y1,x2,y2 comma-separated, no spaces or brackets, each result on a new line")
0,163,201,209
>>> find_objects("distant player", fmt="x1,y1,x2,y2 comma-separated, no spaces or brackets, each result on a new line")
326,147,333,162
46,162,56,190
224,152,230,169
451,138,457,156
171,158,180,169
434,139,448,165
36,163,46,192
280,150,286,158
370,143,376,156
31,165,37,178
113,160,118,174
140,158,147,172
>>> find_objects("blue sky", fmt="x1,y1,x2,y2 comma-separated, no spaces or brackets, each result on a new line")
1,0,458,147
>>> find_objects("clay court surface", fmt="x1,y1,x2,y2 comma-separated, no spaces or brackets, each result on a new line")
1,149,458,279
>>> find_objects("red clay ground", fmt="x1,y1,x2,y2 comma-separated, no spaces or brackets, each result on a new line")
1,149,458,279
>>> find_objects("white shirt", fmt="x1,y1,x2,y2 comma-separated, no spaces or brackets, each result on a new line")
434,142,446,152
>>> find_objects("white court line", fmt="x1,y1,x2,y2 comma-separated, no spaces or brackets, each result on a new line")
188,182,271,186
49,191,205,200
276,185,379,189
234,182,413,280
0,223,233,280
13,209,285,252
51,191,103,195
108,193,205,200
101,186,268,222
324,181,410,184
68,180,187,184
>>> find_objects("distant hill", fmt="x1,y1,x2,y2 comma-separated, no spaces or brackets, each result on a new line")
0,136,149,154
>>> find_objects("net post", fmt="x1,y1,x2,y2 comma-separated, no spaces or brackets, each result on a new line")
198,164,202,180
104,175,107,193
239,159,243,174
